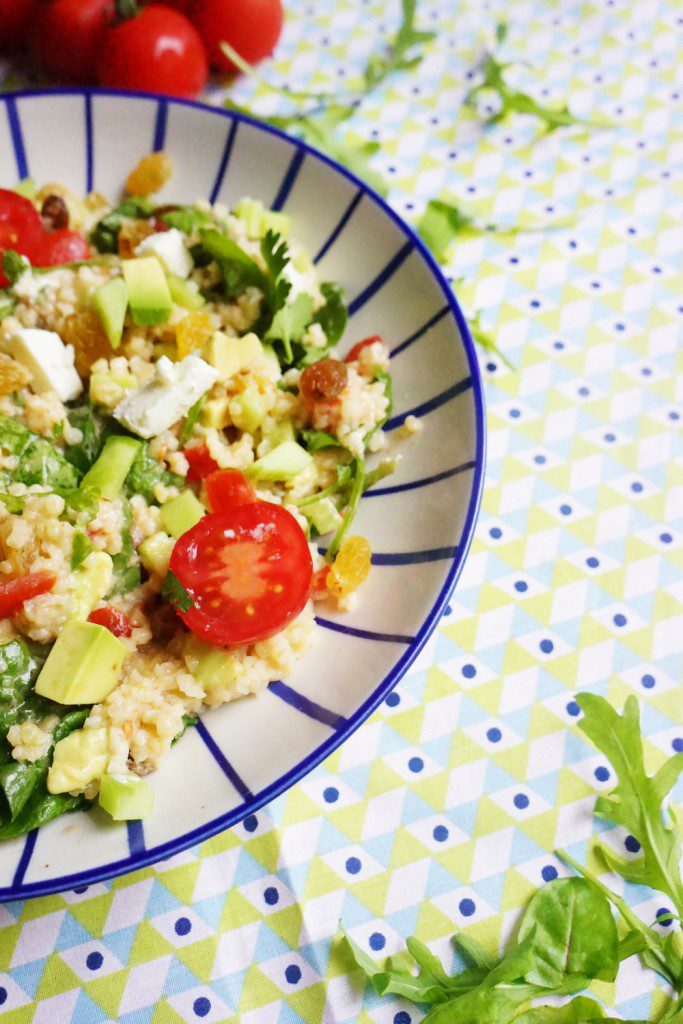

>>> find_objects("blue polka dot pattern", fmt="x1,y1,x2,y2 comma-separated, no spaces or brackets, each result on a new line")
487,727,502,743
175,917,192,936
673,738,683,753
514,580,528,592
323,786,339,803
385,691,400,707
513,793,530,810
408,756,424,773
264,887,279,906
613,613,627,627
243,815,258,832
86,951,103,971
394,1013,411,1024
586,556,599,568
369,932,386,951
0,988,7,1006
594,766,610,782
542,865,558,882
433,824,449,842
346,856,361,875
285,964,302,984
459,898,476,917
567,701,580,717
193,997,211,1018
489,527,502,539
656,908,672,927
641,673,655,688
462,663,476,678
625,835,641,853
540,639,554,654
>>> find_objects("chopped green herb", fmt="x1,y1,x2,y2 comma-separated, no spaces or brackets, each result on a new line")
160,207,211,234
0,289,16,321
89,197,155,253
162,571,194,613
265,293,314,364
1,250,29,285
179,395,206,447
299,429,340,452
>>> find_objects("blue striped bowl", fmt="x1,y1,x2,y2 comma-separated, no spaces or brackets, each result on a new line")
0,89,485,900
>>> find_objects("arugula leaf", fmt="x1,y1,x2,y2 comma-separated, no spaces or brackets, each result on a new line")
513,996,607,1022
362,0,436,93
312,282,348,348
162,571,194,613
291,110,390,198
295,463,353,508
418,199,482,262
363,456,399,491
469,309,515,371
299,429,341,452
179,394,206,447
452,934,497,971
64,404,119,475
326,456,365,561
576,692,683,916
265,293,314,364
89,197,155,253
70,530,94,570
160,207,211,234
1,249,29,285
466,23,598,136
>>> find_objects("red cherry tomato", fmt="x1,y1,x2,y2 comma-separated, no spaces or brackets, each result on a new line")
88,605,133,638
205,469,256,513
184,442,220,482
34,229,90,267
0,0,36,51
310,565,330,597
0,189,44,285
194,0,283,73
98,6,208,99
152,0,193,11
344,335,382,363
0,572,56,618
30,0,112,83
170,503,313,646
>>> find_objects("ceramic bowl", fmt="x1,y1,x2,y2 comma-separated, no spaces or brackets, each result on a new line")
0,88,485,899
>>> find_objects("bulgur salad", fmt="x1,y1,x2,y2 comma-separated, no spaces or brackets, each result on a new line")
0,152,417,832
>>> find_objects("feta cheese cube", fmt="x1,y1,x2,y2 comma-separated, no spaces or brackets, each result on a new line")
135,228,193,279
113,353,219,439
4,328,83,401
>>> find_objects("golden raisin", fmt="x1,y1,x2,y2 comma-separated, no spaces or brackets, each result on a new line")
126,152,172,196
327,535,371,599
300,358,348,402
175,311,214,359
0,353,31,395
61,309,116,378
118,219,156,258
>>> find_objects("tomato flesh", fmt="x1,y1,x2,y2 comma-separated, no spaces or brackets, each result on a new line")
205,469,256,513
184,442,220,482
344,335,382,363
0,572,56,618
170,503,313,646
88,606,133,638
0,189,44,285
35,229,90,267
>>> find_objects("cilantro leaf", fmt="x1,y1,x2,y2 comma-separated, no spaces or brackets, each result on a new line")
265,293,314,364
161,571,194,613
260,228,291,313
312,281,348,348
199,227,270,301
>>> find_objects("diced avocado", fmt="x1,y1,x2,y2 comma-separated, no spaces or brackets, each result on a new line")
304,497,343,536
247,440,312,482
138,531,174,577
167,273,205,311
35,620,127,705
80,434,142,500
200,395,230,430
182,634,243,700
14,178,36,199
99,773,154,820
48,727,109,795
159,489,205,539
231,386,268,434
265,419,295,448
202,331,263,382
92,277,129,349
69,552,114,621
122,257,173,326
233,198,291,240
89,370,137,406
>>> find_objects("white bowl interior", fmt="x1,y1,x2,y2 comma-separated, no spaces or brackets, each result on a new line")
0,91,484,898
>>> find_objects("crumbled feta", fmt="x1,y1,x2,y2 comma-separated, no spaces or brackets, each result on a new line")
4,327,82,401
135,228,193,279
113,354,219,439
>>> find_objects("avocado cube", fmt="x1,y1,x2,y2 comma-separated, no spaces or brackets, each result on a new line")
99,774,154,820
159,490,205,539
203,331,263,382
35,620,127,705
92,277,129,349
182,634,243,700
122,257,173,326
247,440,312,482
138,531,174,577
69,552,114,621
47,728,109,794
167,273,205,311
80,435,142,501
230,386,269,434
200,395,231,430
265,419,295,448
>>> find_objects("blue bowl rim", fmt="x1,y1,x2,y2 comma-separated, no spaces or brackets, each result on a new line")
0,86,487,901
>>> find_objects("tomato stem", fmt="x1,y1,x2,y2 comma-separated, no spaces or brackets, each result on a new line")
115,0,139,22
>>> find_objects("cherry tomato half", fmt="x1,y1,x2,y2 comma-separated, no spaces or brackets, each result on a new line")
30,0,112,83
0,189,44,285
34,229,90,267
184,442,220,482
0,0,36,52
88,605,133,638
344,335,382,363
195,0,283,73
205,469,256,513
0,572,56,618
170,503,313,646
98,6,208,99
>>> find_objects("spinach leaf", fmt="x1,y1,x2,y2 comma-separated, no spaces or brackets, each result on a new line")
199,227,270,300
89,197,155,253
312,281,347,348
0,639,45,735
0,790,86,839
0,415,79,489
517,877,619,985
125,444,182,503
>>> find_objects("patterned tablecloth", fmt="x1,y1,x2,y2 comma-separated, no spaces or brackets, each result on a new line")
0,0,681,1020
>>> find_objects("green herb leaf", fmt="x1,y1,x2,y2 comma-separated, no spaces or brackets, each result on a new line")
362,0,436,92
326,456,365,561
295,463,353,508
162,571,194,613
299,429,341,452
312,282,348,347
260,229,292,313
1,249,29,284
576,692,683,917
418,199,481,263
513,996,607,1022
160,207,211,234
199,227,270,299
452,934,497,971
0,414,80,490
89,197,154,253
0,289,17,321
70,531,94,571
125,444,182,504
179,395,206,447
265,293,314,364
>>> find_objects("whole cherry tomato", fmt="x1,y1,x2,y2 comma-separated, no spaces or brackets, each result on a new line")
0,0,36,52
194,0,283,73
35,229,90,267
204,469,256,513
98,6,208,98
0,189,44,285
30,0,112,82
169,503,313,646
